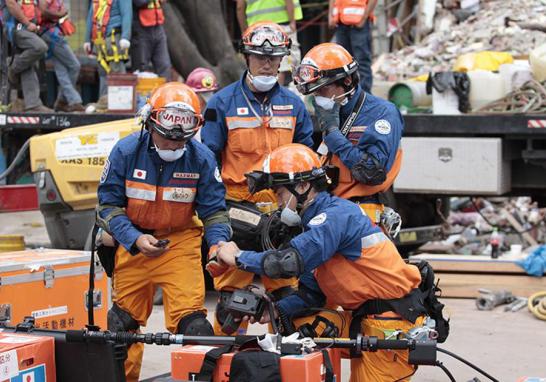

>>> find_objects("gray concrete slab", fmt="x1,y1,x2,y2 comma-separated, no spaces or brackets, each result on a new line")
0,210,51,248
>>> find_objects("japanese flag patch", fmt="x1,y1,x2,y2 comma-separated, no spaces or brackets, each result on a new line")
237,107,249,115
374,119,391,135
133,169,147,180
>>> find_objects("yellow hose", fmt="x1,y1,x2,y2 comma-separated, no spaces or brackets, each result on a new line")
528,291,546,321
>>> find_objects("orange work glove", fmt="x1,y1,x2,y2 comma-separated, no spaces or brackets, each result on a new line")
205,244,229,278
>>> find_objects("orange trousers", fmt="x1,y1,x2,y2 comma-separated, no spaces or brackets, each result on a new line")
293,310,425,381
112,227,206,382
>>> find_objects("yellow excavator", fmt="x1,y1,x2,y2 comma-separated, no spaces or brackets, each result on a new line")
30,119,139,249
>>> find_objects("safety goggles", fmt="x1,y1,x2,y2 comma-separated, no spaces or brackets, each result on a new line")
151,106,203,131
150,105,203,140
242,27,290,56
245,167,330,194
293,61,359,95
244,27,289,47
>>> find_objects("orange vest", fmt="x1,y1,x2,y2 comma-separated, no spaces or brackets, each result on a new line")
19,0,41,24
91,0,113,40
331,0,374,26
222,116,296,202
330,148,402,200
138,0,164,27
315,236,421,310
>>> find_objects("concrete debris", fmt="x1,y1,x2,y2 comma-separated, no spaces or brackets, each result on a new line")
417,197,546,256
374,0,546,81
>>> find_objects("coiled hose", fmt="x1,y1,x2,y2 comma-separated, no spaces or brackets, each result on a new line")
528,291,546,321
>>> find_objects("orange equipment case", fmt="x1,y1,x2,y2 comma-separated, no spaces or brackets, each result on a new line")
0,332,56,381
0,249,108,330
172,345,342,382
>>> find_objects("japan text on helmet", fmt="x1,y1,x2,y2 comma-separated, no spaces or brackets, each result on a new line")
144,82,203,141
245,144,333,196
293,43,359,95
241,21,291,57
186,68,219,93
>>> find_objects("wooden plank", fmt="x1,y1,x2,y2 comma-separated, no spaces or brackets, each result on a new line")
435,273,546,298
410,253,526,274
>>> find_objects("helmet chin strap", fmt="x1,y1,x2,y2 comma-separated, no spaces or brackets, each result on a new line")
285,183,313,212
333,86,356,105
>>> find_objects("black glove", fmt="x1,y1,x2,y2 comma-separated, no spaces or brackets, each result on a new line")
312,98,341,135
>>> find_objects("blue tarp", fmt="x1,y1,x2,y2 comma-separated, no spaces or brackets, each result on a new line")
517,245,546,277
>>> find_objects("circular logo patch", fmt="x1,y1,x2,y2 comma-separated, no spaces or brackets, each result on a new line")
309,213,327,226
374,119,391,135
214,167,223,182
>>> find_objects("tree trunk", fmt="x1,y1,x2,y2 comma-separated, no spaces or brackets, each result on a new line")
164,1,245,86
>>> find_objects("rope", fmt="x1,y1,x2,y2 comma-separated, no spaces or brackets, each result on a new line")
476,80,546,114
528,291,546,321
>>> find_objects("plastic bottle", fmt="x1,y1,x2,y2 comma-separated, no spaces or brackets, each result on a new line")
490,227,502,259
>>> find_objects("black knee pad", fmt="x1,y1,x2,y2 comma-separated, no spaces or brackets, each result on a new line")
177,312,214,335
107,303,139,332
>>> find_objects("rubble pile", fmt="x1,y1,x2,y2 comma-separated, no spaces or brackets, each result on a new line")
374,0,546,81
418,197,546,256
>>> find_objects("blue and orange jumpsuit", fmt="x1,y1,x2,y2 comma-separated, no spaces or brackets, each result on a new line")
97,131,230,381
323,85,404,222
201,72,314,333
236,192,423,381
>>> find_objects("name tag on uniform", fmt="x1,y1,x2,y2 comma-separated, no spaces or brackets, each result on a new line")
173,172,200,179
272,105,293,111
269,116,294,129
163,187,196,203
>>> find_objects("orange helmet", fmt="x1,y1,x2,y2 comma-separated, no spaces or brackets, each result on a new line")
241,21,291,57
245,144,328,194
293,43,358,95
146,82,203,141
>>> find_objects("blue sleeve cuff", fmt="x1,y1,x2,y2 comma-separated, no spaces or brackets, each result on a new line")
324,129,350,154
277,294,311,318
108,215,142,253
237,250,266,275
204,223,231,247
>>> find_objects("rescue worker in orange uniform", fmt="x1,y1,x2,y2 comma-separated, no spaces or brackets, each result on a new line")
132,0,171,79
97,83,230,382
329,0,377,93
84,0,132,98
215,143,426,381
293,43,403,235
200,21,314,336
